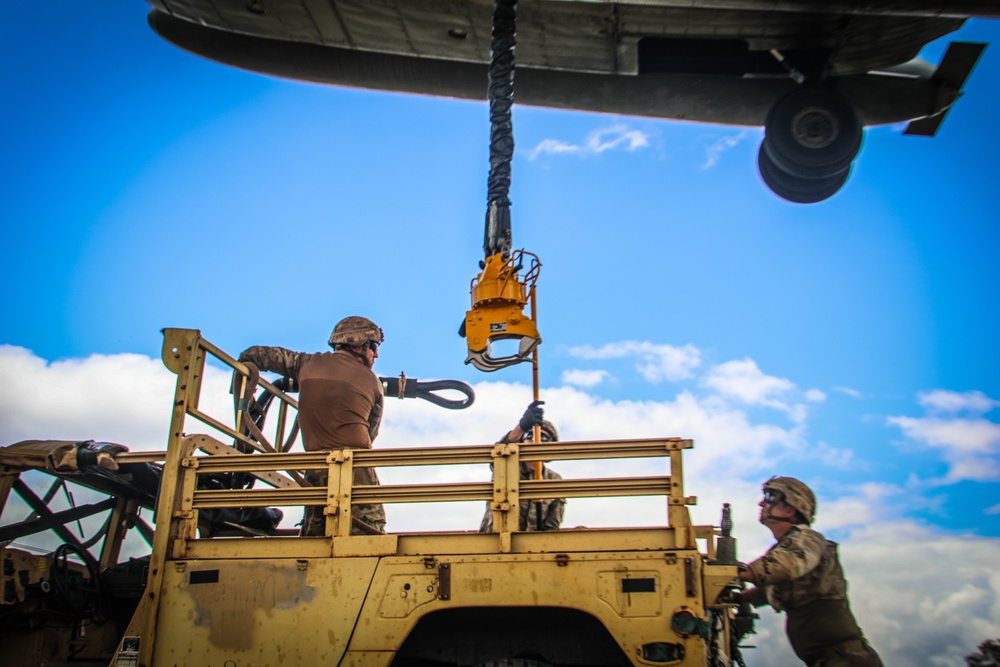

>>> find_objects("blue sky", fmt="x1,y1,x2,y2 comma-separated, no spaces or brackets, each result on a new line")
2,4,1000,665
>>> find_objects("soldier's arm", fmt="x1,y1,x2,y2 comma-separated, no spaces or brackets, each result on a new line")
478,506,494,533
744,528,825,586
367,394,384,444
238,346,310,380
543,498,565,530
741,585,770,608
542,467,565,530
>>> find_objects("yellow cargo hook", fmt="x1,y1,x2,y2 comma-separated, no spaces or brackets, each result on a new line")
461,249,540,372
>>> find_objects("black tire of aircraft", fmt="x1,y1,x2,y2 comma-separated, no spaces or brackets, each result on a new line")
764,86,863,178
757,143,851,204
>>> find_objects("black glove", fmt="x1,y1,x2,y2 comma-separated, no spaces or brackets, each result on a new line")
719,589,743,605
76,441,128,471
519,400,545,432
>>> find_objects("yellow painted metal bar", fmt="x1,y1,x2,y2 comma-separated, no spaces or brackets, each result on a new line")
185,476,684,510
178,527,695,560
488,443,515,545
192,487,328,508
181,439,690,472
341,445,497,467
518,437,693,461
188,450,330,472
520,476,674,499
187,436,296,488
353,481,494,504
187,406,268,452
200,336,302,409
171,437,202,558
142,327,205,667
335,450,354,538
115,451,167,464
668,449,696,546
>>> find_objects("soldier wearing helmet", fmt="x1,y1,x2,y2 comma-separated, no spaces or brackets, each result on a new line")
238,316,387,535
735,477,883,667
479,401,566,532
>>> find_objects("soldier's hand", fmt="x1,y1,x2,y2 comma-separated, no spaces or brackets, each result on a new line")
718,589,743,605
231,360,260,397
519,400,545,432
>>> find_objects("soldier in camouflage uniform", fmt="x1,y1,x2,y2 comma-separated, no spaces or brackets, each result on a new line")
238,316,387,536
479,401,566,532
736,477,883,667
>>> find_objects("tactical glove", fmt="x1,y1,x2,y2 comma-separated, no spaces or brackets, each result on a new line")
76,441,128,471
518,400,545,432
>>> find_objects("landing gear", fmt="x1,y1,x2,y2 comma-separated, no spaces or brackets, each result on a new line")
757,143,850,205
760,86,863,203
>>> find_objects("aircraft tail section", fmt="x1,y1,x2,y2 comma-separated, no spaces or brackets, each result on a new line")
905,41,987,136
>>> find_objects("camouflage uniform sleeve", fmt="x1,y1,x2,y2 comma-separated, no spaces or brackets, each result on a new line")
542,466,565,530
367,391,384,443
742,585,770,608
238,346,312,380
479,505,494,533
543,497,565,530
746,526,827,587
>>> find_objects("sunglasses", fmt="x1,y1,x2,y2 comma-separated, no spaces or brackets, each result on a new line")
763,489,785,505
367,340,380,353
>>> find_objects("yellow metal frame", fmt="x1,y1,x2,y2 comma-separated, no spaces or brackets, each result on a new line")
134,329,737,667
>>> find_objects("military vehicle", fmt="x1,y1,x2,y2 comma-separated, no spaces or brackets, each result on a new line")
1,328,753,666
2,3,763,663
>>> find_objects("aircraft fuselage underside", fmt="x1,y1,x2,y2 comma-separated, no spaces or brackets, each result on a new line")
145,0,989,201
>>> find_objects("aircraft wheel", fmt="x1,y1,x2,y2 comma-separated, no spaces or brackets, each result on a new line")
757,142,850,204
764,86,862,176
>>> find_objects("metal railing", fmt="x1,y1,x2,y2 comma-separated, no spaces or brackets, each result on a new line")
155,329,700,547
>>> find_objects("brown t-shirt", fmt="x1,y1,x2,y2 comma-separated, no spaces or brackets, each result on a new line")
238,346,383,451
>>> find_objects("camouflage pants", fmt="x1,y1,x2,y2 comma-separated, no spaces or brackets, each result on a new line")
810,639,883,667
300,466,386,536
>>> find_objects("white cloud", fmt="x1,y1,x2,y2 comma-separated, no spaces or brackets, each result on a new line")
820,482,903,530
527,124,650,160
986,503,1000,516
805,388,827,402
833,386,863,398
919,389,1000,416
526,138,579,157
560,368,609,388
887,412,1000,483
701,131,747,169
2,344,181,450
0,345,271,453
565,340,701,382
835,522,1000,667
701,358,796,412
812,441,856,469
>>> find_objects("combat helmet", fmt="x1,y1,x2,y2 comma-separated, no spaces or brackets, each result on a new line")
522,420,559,442
763,476,816,524
328,316,385,349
